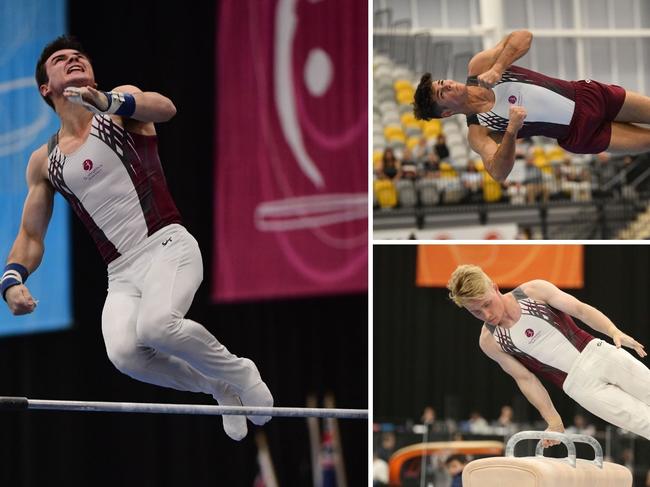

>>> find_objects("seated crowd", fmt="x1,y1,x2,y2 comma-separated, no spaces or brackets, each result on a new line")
373,136,634,209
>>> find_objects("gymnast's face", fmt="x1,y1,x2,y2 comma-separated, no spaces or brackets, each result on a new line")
463,284,505,326
431,79,466,116
41,49,96,97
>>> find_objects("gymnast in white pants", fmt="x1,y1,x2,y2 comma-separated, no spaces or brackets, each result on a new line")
447,264,650,443
101,224,272,440
0,36,271,441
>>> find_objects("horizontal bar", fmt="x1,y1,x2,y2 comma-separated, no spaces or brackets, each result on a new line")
0,396,367,420
373,27,650,38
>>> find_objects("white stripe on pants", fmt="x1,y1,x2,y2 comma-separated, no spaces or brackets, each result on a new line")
102,224,259,396
563,338,650,439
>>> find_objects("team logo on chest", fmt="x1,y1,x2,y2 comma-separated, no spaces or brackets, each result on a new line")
525,328,534,338
81,158,104,182
508,95,517,104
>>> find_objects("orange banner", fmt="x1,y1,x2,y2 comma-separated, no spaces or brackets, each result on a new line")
416,245,584,288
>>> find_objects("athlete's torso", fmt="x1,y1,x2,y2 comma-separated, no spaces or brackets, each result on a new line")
486,287,594,388
466,65,577,139
47,114,182,264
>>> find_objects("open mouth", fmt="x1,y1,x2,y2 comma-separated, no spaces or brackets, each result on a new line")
67,65,84,74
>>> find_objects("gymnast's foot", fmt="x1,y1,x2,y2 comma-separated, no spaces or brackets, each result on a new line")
212,379,248,441
238,358,274,426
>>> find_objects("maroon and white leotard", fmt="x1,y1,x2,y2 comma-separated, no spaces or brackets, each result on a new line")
486,287,594,389
47,114,182,264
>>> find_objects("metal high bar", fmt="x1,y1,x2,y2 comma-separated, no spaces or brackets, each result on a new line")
0,396,368,420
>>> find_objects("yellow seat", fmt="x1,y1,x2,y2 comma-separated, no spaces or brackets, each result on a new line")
383,125,403,139
439,162,457,178
373,150,383,170
393,79,412,91
482,171,502,202
422,119,441,131
387,132,406,144
374,179,398,208
396,89,414,105
424,124,440,139
406,136,420,150
401,112,417,126
546,146,566,162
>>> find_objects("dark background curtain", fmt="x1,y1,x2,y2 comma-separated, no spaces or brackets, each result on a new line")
0,2,367,486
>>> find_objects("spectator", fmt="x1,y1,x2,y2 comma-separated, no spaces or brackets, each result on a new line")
381,147,400,180
461,160,483,203
435,134,450,161
645,468,650,487
419,406,451,436
560,157,591,201
565,413,596,436
401,148,418,180
376,431,396,462
507,181,527,205
422,405,436,425
413,136,432,163
373,452,389,486
524,153,545,204
444,454,468,487
422,152,440,176
466,410,491,435
516,226,533,240
492,405,517,435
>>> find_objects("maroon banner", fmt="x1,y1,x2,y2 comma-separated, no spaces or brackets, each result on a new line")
213,0,368,301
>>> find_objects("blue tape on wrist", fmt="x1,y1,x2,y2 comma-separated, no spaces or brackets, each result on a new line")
1,264,28,302
4,263,29,282
115,93,136,117
1,277,21,302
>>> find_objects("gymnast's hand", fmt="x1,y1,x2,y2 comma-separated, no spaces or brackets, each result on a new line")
507,105,527,134
477,68,502,89
63,86,110,113
541,421,564,448
5,284,37,316
611,330,647,358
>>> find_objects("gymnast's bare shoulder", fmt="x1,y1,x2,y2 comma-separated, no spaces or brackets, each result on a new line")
26,144,52,185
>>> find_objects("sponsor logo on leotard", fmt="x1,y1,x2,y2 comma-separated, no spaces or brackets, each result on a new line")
82,161,104,182
162,237,172,246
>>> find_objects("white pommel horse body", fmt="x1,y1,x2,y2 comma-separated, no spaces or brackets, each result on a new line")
462,431,633,487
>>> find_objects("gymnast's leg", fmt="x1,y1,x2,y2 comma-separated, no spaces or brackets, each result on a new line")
607,122,650,154
564,341,650,439
614,90,650,123
134,229,273,425
102,290,248,440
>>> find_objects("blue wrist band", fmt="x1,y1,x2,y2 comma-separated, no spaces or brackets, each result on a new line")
1,263,29,301
102,91,136,118
115,93,136,117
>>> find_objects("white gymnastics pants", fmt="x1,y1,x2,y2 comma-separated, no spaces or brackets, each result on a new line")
563,338,650,439
101,224,259,398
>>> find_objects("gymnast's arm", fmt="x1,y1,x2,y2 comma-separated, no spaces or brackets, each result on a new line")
111,84,176,123
522,279,647,358
3,145,54,315
479,326,564,444
63,84,176,124
468,124,515,183
468,30,533,88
